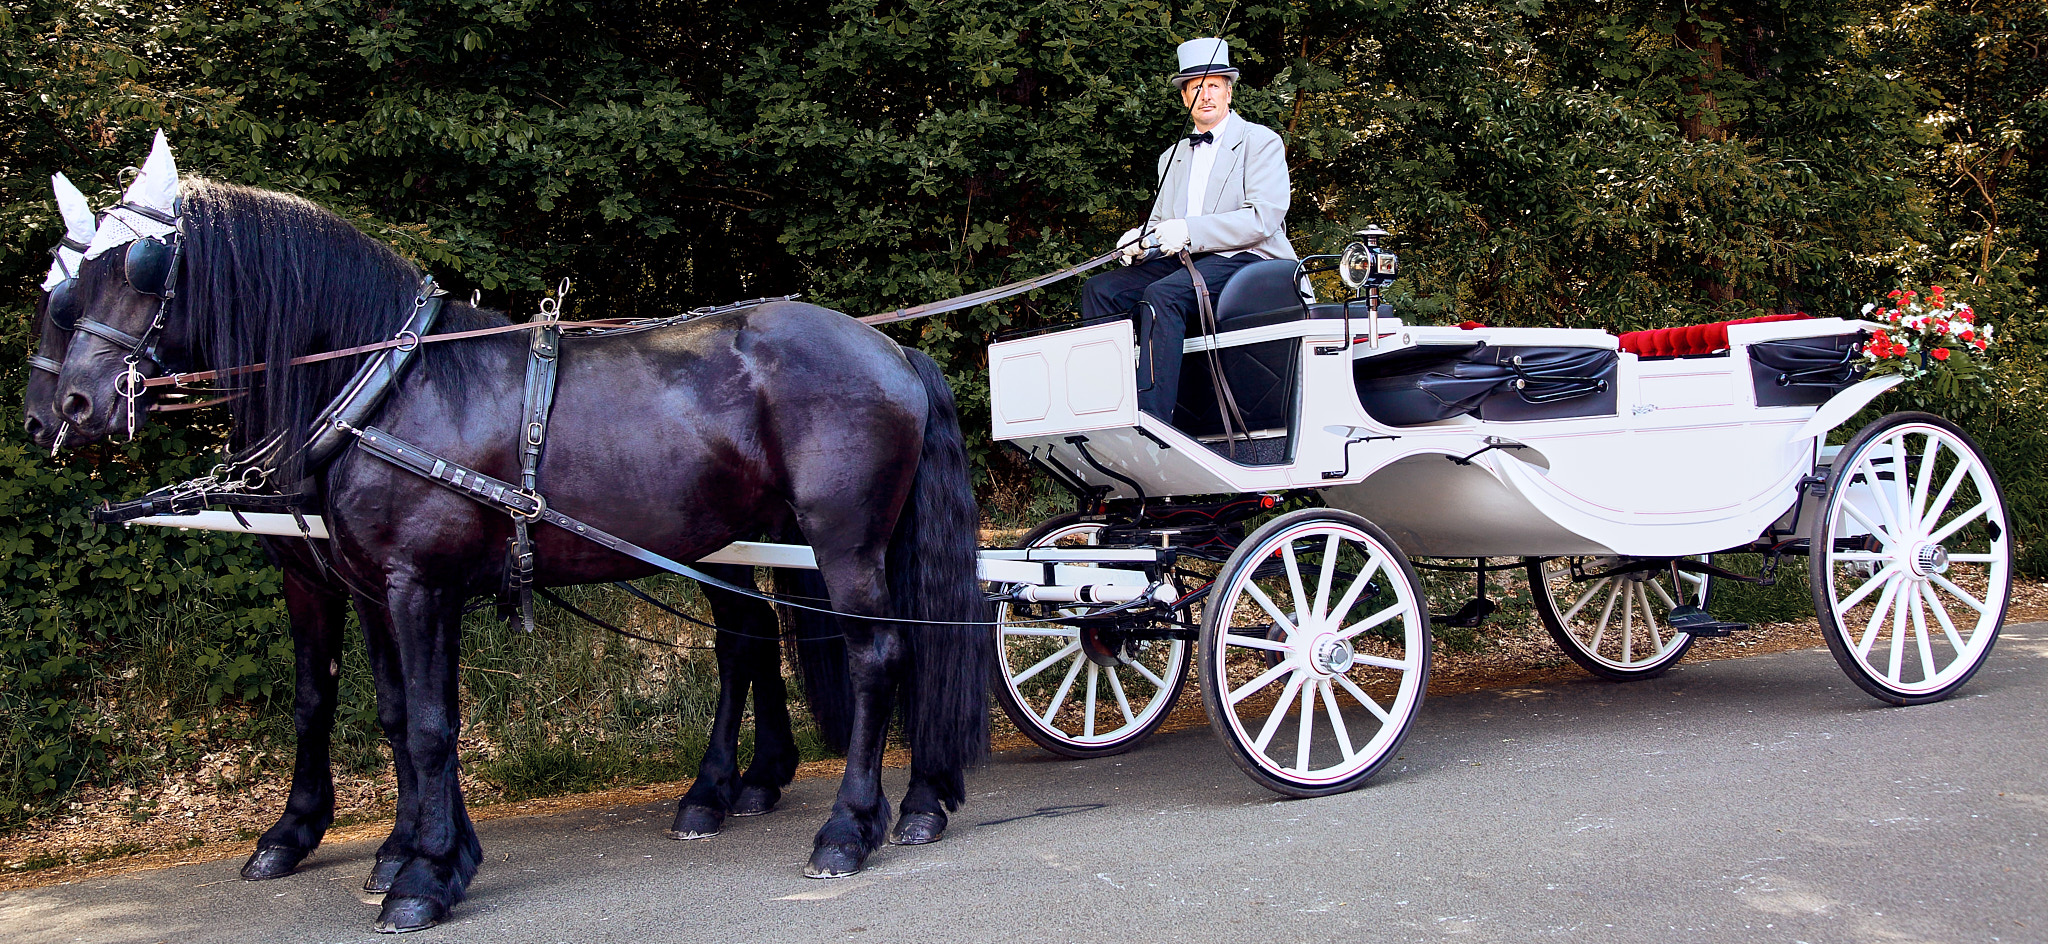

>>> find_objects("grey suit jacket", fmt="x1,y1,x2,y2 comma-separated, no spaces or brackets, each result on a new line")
1149,111,1295,260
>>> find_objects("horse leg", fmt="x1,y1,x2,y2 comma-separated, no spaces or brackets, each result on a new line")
374,582,482,933
357,598,416,896
891,762,961,847
241,558,345,880
734,592,799,817
801,566,902,879
669,566,763,840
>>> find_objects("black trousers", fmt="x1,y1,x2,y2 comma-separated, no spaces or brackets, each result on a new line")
1079,251,1261,418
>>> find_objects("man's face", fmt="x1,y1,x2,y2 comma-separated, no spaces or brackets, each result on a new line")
1181,75,1233,132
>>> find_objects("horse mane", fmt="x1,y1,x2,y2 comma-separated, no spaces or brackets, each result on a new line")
173,179,507,477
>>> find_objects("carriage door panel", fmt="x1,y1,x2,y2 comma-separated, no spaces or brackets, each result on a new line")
989,320,1140,439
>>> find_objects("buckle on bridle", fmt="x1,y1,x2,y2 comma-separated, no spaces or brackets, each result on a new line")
511,491,548,523
393,329,421,353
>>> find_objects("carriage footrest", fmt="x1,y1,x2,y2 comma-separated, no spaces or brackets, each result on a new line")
1666,605,1748,637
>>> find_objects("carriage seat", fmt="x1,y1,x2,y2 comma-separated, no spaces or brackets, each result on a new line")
1206,259,1313,333
1617,313,1810,358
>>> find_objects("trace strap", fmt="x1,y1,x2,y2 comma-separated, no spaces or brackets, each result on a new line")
859,250,1121,326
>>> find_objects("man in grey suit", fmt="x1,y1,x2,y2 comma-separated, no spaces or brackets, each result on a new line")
1081,37,1295,421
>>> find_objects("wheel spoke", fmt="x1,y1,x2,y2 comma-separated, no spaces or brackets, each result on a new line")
1889,437,1915,537
1225,633,1291,654
1281,542,1310,628
1855,575,1903,658
1621,580,1636,662
1107,667,1137,726
1039,651,1086,725
1325,552,1383,629
1859,453,1906,542
1082,663,1099,738
1351,651,1413,671
1311,534,1341,624
1841,499,1894,549
1910,435,1942,527
1559,576,1610,623
1589,581,1621,652
1837,562,1901,612
1920,581,1967,652
1920,453,1972,533
1927,572,1988,614
1129,656,1169,689
1911,589,1937,684
1319,681,1357,763
1333,673,1391,723
1295,679,1316,773
1650,577,1679,611
1230,660,1296,705
1639,583,1667,656
1013,641,1082,685
1886,580,1909,681
1244,582,1300,639
1338,601,1407,641
1925,500,1991,547
1252,673,1307,753
1945,553,2000,562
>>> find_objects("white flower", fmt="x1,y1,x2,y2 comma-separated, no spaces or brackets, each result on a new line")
1861,302,1877,315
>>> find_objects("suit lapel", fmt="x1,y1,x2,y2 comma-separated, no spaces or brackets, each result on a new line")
1203,112,1247,216
1160,141,1192,218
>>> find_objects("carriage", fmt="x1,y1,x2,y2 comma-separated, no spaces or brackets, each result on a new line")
971,230,2013,797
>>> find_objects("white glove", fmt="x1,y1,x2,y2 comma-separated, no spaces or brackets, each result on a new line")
1117,227,1145,265
1155,218,1190,255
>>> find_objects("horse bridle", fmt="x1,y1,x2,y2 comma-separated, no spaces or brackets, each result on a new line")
36,200,185,440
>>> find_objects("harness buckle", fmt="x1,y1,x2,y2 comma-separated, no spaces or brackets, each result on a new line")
527,421,545,447
511,491,548,523
393,330,421,353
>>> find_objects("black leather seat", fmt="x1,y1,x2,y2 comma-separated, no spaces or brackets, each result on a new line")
1209,259,1309,332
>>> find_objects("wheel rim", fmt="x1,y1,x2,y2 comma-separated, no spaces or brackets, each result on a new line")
1537,557,1705,674
1207,517,1426,788
1820,422,2009,696
996,522,1189,750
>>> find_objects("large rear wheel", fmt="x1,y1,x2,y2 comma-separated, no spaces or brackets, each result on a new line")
1199,509,1430,797
993,514,1190,757
1811,412,2010,705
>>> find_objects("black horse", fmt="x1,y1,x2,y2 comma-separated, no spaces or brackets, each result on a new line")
31,265,856,891
35,179,993,932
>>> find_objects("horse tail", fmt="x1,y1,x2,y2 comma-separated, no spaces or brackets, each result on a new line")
775,566,852,755
889,346,994,807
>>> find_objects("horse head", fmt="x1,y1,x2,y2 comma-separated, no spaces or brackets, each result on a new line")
46,131,189,447
24,172,99,451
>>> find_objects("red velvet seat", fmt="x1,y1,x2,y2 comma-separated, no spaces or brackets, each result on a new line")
1617,313,1810,358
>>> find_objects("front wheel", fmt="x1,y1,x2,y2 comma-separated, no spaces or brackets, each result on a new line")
1811,412,2010,705
993,514,1190,757
1528,556,1708,680
1199,509,1430,797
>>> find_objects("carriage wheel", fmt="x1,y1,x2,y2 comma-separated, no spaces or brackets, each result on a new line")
993,514,1191,757
1528,556,1708,680
1199,509,1430,797
1810,412,2010,705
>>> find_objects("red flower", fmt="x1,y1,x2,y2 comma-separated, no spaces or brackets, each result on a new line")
1888,290,1903,298
1930,347,1951,362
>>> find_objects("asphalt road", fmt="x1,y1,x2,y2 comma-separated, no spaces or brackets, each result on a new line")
8,626,2046,944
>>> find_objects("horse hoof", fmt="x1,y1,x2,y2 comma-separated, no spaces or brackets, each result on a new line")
804,844,868,879
374,895,445,934
363,855,406,894
240,846,308,881
731,785,779,817
667,805,723,840
889,812,946,846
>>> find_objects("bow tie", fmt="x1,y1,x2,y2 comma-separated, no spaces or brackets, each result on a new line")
1186,131,1214,147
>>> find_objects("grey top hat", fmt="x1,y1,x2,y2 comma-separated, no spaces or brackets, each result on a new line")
1172,37,1240,88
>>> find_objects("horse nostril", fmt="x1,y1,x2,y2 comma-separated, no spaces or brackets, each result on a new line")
61,392,92,424
24,415,44,439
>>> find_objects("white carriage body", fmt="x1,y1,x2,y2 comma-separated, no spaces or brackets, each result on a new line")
990,311,1894,559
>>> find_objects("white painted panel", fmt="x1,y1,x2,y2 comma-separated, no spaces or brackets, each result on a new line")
1066,340,1129,415
994,353,1050,423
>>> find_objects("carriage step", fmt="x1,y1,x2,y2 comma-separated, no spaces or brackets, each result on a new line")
1665,605,1748,637
1434,597,1497,629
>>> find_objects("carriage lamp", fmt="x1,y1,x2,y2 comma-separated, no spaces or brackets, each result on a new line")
1340,226,1399,348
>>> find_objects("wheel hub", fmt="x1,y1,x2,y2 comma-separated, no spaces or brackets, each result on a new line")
1911,542,1950,577
1310,635,1355,677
